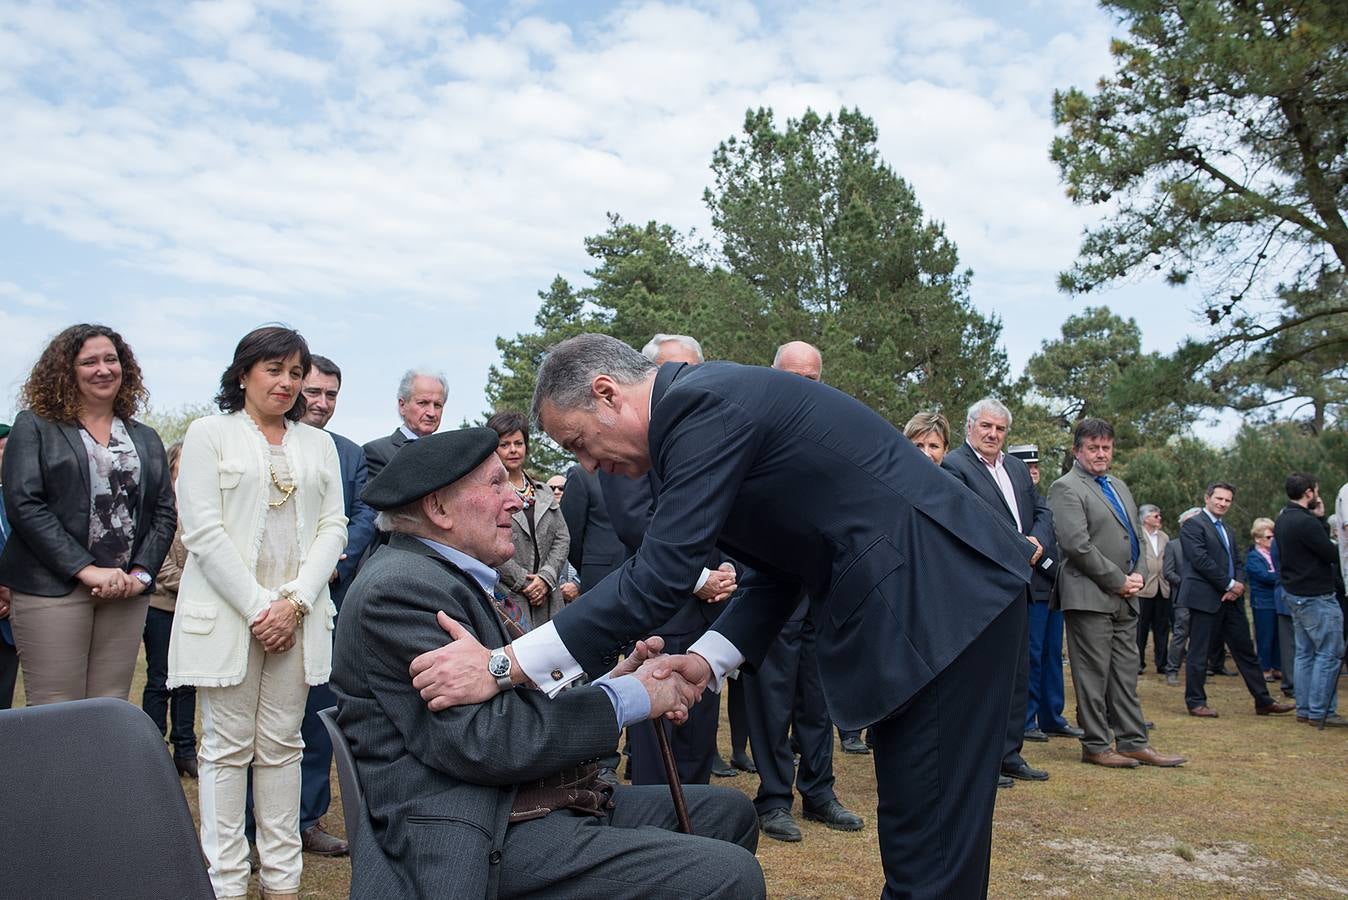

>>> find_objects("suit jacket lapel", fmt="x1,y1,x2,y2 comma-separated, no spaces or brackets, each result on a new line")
957,444,1014,521
650,361,687,409
57,421,92,500
125,421,157,527
1081,467,1129,532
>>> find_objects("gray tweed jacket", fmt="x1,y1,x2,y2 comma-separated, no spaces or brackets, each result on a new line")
329,533,620,899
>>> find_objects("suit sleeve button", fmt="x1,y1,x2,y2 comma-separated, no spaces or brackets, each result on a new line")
489,850,502,864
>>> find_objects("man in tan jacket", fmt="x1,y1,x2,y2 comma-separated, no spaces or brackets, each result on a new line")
1048,418,1187,769
1134,504,1172,675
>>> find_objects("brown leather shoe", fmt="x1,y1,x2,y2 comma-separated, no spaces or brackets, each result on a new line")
1116,747,1186,767
302,822,349,857
1188,706,1219,718
1081,748,1140,768
1256,701,1295,716
1297,715,1309,724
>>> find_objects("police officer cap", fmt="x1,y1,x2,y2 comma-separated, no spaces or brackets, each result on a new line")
1007,444,1039,464
361,427,500,510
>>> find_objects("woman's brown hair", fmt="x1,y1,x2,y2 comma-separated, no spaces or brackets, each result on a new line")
21,324,148,423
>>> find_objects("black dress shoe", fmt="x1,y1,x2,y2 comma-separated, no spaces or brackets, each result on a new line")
174,756,199,779
1001,761,1050,781
758,808,802,842
595,766,620,787
1209,666,1236,677
1042,724,1084,738
997,775,1015,789
840,735,871,754
710,756,738,778
802,799,863,831
730,753,757,774
1023,729,1049,742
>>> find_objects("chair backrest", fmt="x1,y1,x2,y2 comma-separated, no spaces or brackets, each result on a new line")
0,697,214,899
318,705,365,853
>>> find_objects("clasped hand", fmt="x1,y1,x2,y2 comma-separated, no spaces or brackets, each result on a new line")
78,565,145,601
408,611,712,723
251,597,298,653
694,563,737,603
1117,572,1145,598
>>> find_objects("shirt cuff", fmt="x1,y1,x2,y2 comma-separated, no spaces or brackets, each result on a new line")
694,567,712,592
511,622,586,698
687,630,745,693
594,674,651,729
1226,579,1238,592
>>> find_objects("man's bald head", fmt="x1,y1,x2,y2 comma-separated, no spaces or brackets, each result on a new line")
772,341,823,381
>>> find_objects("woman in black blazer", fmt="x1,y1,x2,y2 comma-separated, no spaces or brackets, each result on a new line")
0,324,176,705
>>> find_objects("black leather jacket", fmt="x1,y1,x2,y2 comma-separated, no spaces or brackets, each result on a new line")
0,409,177,596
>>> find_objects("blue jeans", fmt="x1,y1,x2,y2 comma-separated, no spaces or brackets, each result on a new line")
142,606,197,758
1252,606,1280,672
1286,592,1344,720
1025,600,1069,731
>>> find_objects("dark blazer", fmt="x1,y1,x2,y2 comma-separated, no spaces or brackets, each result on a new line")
0,491,11,646
1178,513,1239,614
1163,537,1186,607
550,362,1032,731
942,442,1056,592
329,534,621,900
599,470,727,638
362,428,409,481
0,410,177,596
1244,547,1279,611
329,431,378,609
559,465,629,593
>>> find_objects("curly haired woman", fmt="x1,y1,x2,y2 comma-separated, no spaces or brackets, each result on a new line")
0,323,177,705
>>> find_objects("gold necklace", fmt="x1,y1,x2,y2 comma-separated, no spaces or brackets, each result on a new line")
268,461,296,508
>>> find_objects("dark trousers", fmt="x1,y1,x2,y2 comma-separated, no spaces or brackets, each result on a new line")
141,607,197,758
727,675,749,759
628,628,720,786
1277,613,1296,692
1002,594,1030,767
1136,594,1171,672
0,635,18,710
299,681,336,831
1025,600,1069,731
1252,607,1280,672
1185,601,1275,711
872,597,1021,899
742,608,836,814
499,784,764,899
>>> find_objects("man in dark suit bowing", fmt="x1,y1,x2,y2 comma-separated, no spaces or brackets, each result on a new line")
362,367,448,479
409,333,1038,898
331,427,764,899
943,398,1055,787
1178,481,1296,719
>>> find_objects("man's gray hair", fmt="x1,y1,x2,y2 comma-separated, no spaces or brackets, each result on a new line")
375,499,427,535
531,333,656,426
1138,504,1160,519
966,397,1013,430
641,334,703,363
397,367,449,402
1178,506,1202,524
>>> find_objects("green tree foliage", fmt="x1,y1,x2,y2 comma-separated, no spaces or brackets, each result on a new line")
487,106,1010,458
141,402,215,447
1051,0,1348,423
707,107,1008,422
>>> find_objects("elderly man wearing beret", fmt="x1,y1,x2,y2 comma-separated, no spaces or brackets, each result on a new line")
329,427,764,899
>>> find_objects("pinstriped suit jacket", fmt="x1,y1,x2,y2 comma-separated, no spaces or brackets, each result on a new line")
329,534,620,899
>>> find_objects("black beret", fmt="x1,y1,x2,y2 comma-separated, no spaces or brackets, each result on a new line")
361,427,500,510
1007,444,1039,464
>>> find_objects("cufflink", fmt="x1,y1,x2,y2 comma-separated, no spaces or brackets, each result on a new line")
551,669,563,681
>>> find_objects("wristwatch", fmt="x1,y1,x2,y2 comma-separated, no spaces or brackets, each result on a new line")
488,648,513,692
132,570,153,589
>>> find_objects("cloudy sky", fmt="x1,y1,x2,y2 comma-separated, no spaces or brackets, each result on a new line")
0,0,1211,444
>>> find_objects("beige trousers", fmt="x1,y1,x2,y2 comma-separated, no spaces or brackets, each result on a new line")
9,586,149,705
197,638,309,898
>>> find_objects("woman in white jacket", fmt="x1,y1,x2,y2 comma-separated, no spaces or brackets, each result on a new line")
169,326,346,900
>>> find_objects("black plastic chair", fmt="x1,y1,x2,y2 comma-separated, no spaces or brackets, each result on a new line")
317,705,365,854
0,697,214,899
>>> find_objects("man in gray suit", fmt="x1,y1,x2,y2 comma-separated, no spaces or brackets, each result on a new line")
1048,418,1187,769
330,427,763,899
361,367,448,479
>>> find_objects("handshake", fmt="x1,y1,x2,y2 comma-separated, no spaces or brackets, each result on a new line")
606,636,713,724
409,612,714,724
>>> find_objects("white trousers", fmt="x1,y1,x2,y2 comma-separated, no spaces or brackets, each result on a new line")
198,639,308,898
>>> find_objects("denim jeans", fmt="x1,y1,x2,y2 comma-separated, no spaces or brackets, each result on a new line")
1286,592,1344,720
142,606,197,758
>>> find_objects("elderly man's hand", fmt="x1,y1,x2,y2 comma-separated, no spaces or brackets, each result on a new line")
695,563,737,603
606,636,666,679
410,611,498,711
1117,572,1145,598
633,656,702,724
1026,535,1044,566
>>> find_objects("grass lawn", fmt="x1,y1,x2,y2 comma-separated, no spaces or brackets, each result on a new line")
16,656,1348,898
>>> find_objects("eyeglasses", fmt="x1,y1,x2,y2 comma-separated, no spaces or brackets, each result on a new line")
549,485,564,493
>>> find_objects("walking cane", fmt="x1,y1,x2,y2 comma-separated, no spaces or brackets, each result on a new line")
653,720,693,834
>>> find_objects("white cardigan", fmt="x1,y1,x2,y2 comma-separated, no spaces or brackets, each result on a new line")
168,412,347,688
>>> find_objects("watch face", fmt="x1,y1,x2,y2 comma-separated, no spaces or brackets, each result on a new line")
489,654,510,677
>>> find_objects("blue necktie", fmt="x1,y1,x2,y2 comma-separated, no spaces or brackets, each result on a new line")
1213,518,1235,581
1095,476,1139,567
